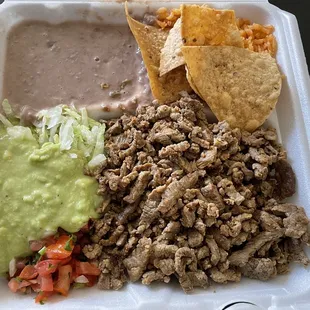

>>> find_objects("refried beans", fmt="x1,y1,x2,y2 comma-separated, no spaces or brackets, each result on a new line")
2,21,151,122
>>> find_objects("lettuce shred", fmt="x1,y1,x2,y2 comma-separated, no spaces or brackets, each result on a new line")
35,105,106,169
0,100,106,170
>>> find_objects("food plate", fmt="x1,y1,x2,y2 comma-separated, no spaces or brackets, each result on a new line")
0,0,310,309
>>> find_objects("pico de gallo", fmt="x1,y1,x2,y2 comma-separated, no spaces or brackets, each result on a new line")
7,224,100,304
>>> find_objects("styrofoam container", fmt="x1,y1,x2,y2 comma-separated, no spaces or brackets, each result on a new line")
0,0,310,309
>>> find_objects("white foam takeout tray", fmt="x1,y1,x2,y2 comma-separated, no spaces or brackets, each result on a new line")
0,0,310,309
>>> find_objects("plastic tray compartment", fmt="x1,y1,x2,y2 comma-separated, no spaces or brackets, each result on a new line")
0,1,310,309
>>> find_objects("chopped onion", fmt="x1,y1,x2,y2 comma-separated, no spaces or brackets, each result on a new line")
9,258,17,278
29,240,45,252
74,275,89,284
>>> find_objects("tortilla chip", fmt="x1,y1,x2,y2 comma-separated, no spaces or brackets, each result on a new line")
185,66,203,99
159,5,244,76
182,46,282,132
126,7,191,103
181,5,244,48
159,18,185,76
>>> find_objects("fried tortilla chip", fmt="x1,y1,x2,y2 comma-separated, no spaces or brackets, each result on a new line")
159,18,184,76
182,46,282,132
185,66,202,99
126,6,191,103
159,5,244,76
181,5,244,48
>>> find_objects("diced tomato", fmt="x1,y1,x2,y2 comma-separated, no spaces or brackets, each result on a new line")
8,228,100,304
19,280,32,289
35,291,53,304
35,259,61,276
19,265,38,280
76,261,100,276
8,278,21,293
31,283,41,293
72,245,81,255
59,256,72,266
54,265,72,296
16,259,27,271
85,275,98,287
8,278,32,293
19,287,27,293
46,235,73,259
38,274,53,292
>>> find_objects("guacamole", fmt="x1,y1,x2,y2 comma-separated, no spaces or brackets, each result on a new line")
0,125,102,274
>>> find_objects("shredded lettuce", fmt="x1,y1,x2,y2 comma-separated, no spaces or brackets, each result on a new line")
80,107,89,127
0,100,106,170
35,105,106,169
